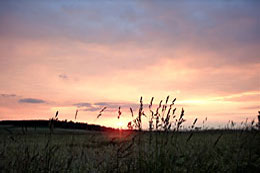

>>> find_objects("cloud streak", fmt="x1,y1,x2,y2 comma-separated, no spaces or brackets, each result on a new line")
19,98,46,104
58,74,68,80
74,102,92,108
1,94,16,97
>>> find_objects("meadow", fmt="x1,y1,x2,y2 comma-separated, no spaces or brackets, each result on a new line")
0,97,259,172
0,127,259,172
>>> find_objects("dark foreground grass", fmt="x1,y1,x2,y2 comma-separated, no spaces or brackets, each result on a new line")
0,127,259,172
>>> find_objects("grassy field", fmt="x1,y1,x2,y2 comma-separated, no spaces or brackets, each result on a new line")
0,126,259,172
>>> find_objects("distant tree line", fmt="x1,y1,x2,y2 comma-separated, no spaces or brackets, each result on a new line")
0,120,118,132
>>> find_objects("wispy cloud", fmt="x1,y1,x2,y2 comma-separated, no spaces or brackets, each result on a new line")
240,105,260,110
94,102,108,106
0,94,16,97
210,91,260,102
82,107,100,112
94,102,140,110
74,102,92,108
58,74,68,80
74,101,138,112
19,98,45,104
73,102,100,112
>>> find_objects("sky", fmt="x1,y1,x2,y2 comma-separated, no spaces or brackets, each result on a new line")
0,0,259,129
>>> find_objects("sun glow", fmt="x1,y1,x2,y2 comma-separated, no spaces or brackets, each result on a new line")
117,121,124,129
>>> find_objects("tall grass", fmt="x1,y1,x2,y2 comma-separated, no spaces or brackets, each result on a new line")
0,96,259,172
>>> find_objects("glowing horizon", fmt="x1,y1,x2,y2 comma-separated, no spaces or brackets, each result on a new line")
0,0,259,129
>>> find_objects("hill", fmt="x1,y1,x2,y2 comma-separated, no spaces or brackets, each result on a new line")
0,119,118,132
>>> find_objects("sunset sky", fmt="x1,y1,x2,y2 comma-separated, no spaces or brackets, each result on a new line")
0,0,259,129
